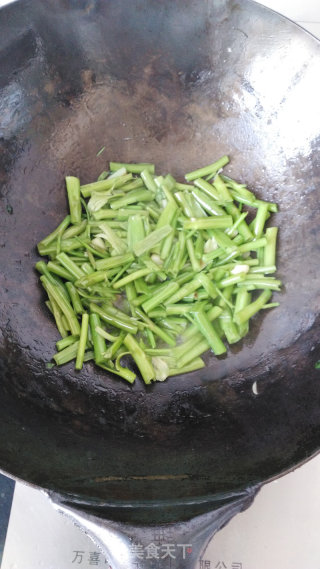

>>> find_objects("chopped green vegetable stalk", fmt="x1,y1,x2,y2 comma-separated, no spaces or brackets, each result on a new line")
110,189,154,210
53,341,80,365
196,273,218,300
112,267,151,289
174,191,206,218
185,156,229,181
134,308,176,346
66,282,84,314
110,162,155,174
186,237,201,271
191,188,225,216
224,202,253,240
264,227,278,266
238,238,267,253
127,215,145,250
164,278,201,305
80,173,132,198
89,313,107,364
184,216,233,230
234,288,251,337
66,177,82,225
37,215,71,251
140,169,158,193
261,302,280,309
56,334,79,351
233,290,272,325
252,201,269,238
192,310,227,355
49,297,68,338
123,334,155,384
142,282,179,313
36,156,281,384
75,270,109,288
90,303,138,333
133,224,172,257
219,308,241,344
63,219,87,240
183,305,222,339
75,313,89,370
41,276,80,335
47,261,74,281
56,252,85,280
98,222,127,255
95,252,134,271
104,333,125,360
94,326,118,342
167,357,205,376
35,261,70,302
194,178,220,201
212,175,233,202
176,337,210,368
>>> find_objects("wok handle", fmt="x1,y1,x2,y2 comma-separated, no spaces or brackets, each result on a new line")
49,486,259,569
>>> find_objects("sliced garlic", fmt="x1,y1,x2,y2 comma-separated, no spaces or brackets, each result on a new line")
204,237,218,253
231,264,249,275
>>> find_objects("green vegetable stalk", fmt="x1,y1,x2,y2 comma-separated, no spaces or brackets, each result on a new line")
36,156,281,383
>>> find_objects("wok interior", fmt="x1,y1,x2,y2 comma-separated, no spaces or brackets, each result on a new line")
0,0,319,520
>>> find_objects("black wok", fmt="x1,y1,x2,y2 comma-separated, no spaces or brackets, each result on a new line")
0,0,320,565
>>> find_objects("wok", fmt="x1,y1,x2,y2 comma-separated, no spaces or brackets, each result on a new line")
0,0,320,566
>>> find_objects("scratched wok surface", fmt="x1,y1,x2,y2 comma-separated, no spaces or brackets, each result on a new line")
0,0,319,523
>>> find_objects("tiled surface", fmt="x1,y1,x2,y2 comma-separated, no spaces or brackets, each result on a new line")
1,1,320,568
